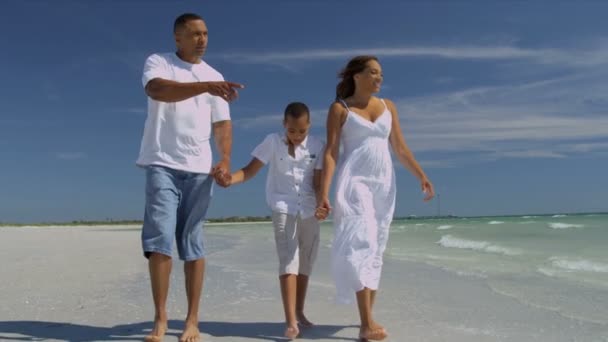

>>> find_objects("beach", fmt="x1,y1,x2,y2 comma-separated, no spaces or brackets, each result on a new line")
1,217,607,341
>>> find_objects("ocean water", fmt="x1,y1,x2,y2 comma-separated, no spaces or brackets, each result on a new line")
385,213,608,325
208,213,608,326
386,214,608,289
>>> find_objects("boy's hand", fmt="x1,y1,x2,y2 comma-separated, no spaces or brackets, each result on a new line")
214,171,231,187
315,197,332,220
315,206,329,220
212,161,232,187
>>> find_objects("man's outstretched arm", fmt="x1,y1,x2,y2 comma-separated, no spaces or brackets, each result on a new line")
145,79,243,103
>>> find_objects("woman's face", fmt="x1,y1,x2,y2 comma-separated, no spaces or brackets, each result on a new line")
355,59,383,94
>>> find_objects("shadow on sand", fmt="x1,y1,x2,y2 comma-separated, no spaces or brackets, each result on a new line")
0,320,359,341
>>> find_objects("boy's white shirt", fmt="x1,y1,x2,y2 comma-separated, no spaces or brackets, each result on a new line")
252,133,325,219
136,53,231,173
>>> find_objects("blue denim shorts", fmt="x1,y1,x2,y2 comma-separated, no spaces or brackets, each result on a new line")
142,165,213,261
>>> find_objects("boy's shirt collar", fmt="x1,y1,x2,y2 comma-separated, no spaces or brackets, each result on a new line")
282,134,309,150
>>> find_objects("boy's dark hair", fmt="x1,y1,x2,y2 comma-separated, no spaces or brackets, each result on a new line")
284,102,310,121
174,13,204,33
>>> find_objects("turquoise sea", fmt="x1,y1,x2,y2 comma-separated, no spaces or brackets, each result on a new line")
208,213,608,325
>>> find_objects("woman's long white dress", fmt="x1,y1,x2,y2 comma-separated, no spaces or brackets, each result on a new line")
332,99,397,304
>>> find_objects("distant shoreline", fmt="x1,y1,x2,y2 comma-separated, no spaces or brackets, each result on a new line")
0,217,273,227
1,211,605,227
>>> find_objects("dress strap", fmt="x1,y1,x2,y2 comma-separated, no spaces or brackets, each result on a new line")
380,98,388,111
338,98,350,110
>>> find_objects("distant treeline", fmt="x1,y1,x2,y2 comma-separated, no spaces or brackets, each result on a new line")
2,212,605,227
395,215,459,220
207,216,272,223
0,216,273,226
0,220,143,227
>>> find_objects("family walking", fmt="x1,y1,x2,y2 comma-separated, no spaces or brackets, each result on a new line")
136,12,434,342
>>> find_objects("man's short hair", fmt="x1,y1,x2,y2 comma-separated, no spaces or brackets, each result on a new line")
174,13,203,33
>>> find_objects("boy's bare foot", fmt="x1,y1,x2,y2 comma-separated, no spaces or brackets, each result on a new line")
370,320,385,332
144,318,167,342
296,311,314,327
284,324,300,339
179,320,200,342
359,322,387,341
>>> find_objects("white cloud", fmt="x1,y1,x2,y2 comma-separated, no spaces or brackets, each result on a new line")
418,159,458,168
233,110,327,129
561,142,608,153
488,150,567,159
56,152,87,160
219,44,608,68
112,107,146,115
226,41,608,168
394,68,608,159
289,77,608,167
233,114,283,128
233,71,608,167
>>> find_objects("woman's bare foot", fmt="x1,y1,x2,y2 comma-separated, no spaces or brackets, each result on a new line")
359,322,387,341
296,311,314,327
144,317,167,342
284,324,300,339
179,320,200,342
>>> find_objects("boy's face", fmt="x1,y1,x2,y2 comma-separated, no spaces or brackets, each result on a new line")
283,115,310,146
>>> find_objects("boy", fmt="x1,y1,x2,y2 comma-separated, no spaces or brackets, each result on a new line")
227,102,326,339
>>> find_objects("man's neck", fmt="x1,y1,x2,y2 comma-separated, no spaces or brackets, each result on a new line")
175,50,201,64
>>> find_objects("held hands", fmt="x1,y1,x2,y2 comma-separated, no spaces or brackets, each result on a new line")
421,178,435,202
315,197,332,221
205,81,244,102
212,160,232,187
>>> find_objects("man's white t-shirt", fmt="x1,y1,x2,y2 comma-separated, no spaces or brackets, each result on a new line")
137,53,231,173
252,133,325,219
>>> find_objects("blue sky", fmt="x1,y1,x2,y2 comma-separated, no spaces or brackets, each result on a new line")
2,1,607,223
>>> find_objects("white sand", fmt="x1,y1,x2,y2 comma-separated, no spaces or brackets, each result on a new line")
0,225,606,341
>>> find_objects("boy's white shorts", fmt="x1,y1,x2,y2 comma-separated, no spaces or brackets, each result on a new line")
271,211,321,276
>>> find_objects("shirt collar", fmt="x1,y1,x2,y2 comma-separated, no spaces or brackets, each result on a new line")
282,134,309,150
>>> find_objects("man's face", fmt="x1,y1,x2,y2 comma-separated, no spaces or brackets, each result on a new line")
175,19,208,57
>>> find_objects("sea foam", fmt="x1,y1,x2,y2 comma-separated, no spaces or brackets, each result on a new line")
437,235,522,256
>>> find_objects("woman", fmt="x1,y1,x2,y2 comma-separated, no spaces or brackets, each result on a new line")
317,56,434,341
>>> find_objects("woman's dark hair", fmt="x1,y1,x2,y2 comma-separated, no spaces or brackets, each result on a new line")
335,55,379,100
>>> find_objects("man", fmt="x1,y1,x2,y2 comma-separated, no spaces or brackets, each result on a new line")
136,13,243,342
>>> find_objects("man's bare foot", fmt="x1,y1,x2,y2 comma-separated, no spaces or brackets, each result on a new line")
359,322,387,341
179,320,200,342
144,317,167,342
296,311,314,327
284,324,300,339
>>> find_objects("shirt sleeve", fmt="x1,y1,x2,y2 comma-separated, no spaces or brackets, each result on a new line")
314,141,325,170
210,74,231,123
142,54,171,88
251,134,275,165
